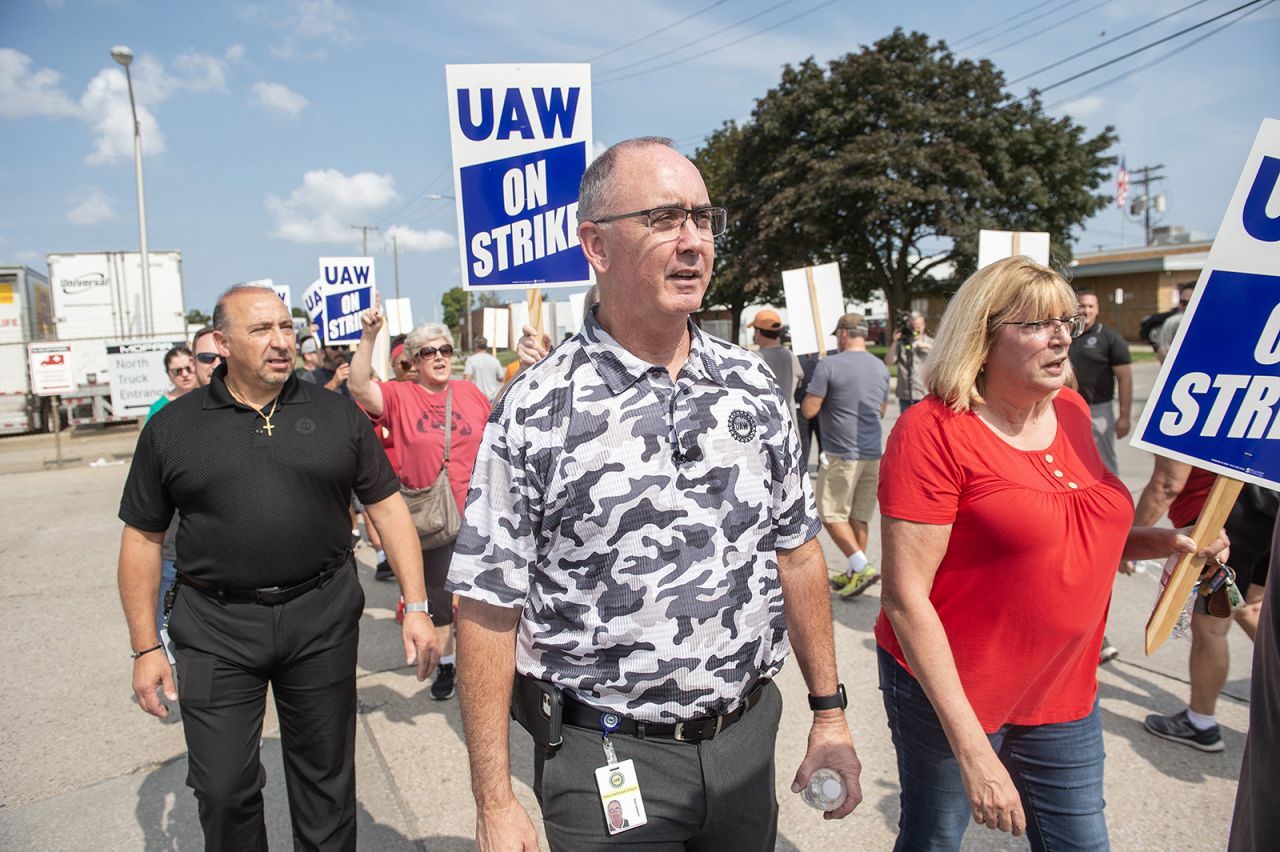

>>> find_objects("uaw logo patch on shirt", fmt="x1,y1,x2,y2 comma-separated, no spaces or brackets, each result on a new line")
727,409,757,443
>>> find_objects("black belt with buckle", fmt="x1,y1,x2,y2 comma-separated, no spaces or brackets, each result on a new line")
176,549,352,606
561,680,769,744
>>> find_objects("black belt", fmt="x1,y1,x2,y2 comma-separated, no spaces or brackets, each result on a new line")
176,549,353,606
561,680,769,744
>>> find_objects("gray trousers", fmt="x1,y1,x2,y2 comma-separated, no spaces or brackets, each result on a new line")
534,680,783,851
1089,401,1119,475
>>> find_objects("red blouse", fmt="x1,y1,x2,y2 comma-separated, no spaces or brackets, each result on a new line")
874,387,1134,732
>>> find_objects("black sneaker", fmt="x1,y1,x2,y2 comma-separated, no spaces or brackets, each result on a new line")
374,559,394,581
431,663,456,701
1099,636,1119,665
1143,709,1224,752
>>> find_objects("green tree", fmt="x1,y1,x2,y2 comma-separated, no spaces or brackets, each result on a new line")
442,286,469,329
291,306,307,319
185,308,211,326
695,29,1116,332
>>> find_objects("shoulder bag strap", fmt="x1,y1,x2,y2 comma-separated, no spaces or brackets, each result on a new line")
441,385,453,467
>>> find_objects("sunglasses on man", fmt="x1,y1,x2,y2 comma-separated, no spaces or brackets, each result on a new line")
195,352,222,365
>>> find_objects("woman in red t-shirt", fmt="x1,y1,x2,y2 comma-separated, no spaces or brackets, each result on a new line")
350,301,491,702
875,257,1227,851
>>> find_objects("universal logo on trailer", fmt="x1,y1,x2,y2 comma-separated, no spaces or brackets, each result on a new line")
59,273,107,295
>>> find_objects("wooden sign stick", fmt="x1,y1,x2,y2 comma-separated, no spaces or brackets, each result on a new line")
1145,474,1244,655
805,266,825,359
1011,232,1022,257
527,287,544,343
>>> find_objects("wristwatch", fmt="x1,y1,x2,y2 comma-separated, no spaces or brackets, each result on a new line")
403,601,431,617
808,683,848,712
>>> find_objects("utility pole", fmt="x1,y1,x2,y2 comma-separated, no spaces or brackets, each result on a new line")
1128,165,1165,246
351,224,380,257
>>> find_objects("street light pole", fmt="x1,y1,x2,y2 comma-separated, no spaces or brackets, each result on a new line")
111,45,153,337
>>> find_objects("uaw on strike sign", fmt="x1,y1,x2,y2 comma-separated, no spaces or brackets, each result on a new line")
1133,119,1280,489
446,64,592,290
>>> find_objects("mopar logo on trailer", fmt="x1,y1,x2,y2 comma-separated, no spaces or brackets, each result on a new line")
59,273,107,295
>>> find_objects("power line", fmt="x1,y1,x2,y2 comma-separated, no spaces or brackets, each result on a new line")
1046,0,1275,108
1009,0,1215,84
595,0,800,79
957,0,1090,51
597,0,840,86
1012,0,1267,100
586,0,730,62
374,164,452,227
985,0,1114,58
952,0,1066,47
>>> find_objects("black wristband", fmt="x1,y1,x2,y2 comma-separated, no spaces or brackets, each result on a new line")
130,643,164,659
808,683,848,711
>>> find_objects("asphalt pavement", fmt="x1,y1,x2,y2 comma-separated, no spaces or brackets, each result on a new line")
0,360,1254,850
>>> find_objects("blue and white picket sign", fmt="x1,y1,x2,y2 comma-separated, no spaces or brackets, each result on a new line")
445,64,593,291
1132,118,1280,490
302,278,326,343
317,258,375,343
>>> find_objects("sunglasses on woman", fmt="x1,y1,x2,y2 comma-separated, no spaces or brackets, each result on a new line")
415,345,454,359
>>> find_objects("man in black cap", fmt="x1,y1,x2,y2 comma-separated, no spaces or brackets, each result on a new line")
118,284,438,851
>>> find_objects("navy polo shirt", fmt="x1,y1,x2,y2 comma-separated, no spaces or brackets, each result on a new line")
119,364,399,588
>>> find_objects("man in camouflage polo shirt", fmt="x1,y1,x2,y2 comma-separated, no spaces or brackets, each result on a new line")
450,137,863,851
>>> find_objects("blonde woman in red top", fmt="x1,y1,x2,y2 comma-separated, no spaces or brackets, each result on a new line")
875,257,1227,851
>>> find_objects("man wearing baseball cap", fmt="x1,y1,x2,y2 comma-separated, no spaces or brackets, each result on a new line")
751,309,802,425
801,313,890,598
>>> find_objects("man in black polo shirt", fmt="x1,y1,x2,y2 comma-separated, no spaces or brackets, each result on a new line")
1068,288,1132,474
118,285,438,851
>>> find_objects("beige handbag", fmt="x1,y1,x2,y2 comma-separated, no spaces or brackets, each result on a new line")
400,386,461,549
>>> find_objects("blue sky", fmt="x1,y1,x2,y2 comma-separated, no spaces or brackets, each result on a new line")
2,0,1277,321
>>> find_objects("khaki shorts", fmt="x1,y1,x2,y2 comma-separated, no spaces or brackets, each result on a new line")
816,456,880,524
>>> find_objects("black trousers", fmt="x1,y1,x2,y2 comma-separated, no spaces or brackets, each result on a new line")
167,563,365,852
533,681,783,851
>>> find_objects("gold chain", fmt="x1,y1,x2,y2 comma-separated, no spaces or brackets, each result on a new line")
225,383,280,437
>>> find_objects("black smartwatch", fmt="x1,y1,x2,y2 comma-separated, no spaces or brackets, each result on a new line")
808,683,848,712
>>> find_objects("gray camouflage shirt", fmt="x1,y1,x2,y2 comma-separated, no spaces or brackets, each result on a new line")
448,307,820,722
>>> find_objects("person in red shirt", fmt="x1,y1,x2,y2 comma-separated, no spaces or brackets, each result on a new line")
350,297,491,702
1124,462,1276,751
876,256,1227,851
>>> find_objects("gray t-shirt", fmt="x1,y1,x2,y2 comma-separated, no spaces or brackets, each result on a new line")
464,351,505,400
757,345,802,421
807,350,890,460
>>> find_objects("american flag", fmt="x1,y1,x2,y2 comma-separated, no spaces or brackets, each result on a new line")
1116,157,1129,210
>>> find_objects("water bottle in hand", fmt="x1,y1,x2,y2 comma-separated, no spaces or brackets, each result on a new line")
800,768,846,811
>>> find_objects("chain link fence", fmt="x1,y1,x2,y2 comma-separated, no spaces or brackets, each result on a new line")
0,337,150,476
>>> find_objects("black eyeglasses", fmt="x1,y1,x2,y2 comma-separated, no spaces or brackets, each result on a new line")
195,352,221,364
168,365,194,376
591,206,727,240
415,345,454,359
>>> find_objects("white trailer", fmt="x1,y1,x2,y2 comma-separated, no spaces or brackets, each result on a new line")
46,251,186,424
0,266,57,434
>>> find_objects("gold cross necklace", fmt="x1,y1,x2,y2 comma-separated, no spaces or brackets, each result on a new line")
225,382,281,437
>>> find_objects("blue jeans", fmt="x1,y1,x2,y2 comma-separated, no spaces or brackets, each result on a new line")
878,646,1108,852
156,558,177,637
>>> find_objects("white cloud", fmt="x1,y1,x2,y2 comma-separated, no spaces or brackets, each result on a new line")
77,49,236,165
250,81,309,118
1057,94,1104,118
79,66,166,164
295,0,351,40
267,169,399,243
66,187,115,225
225,44,247,62
0,48,80,119
240,0,355,58
383,224,455,253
